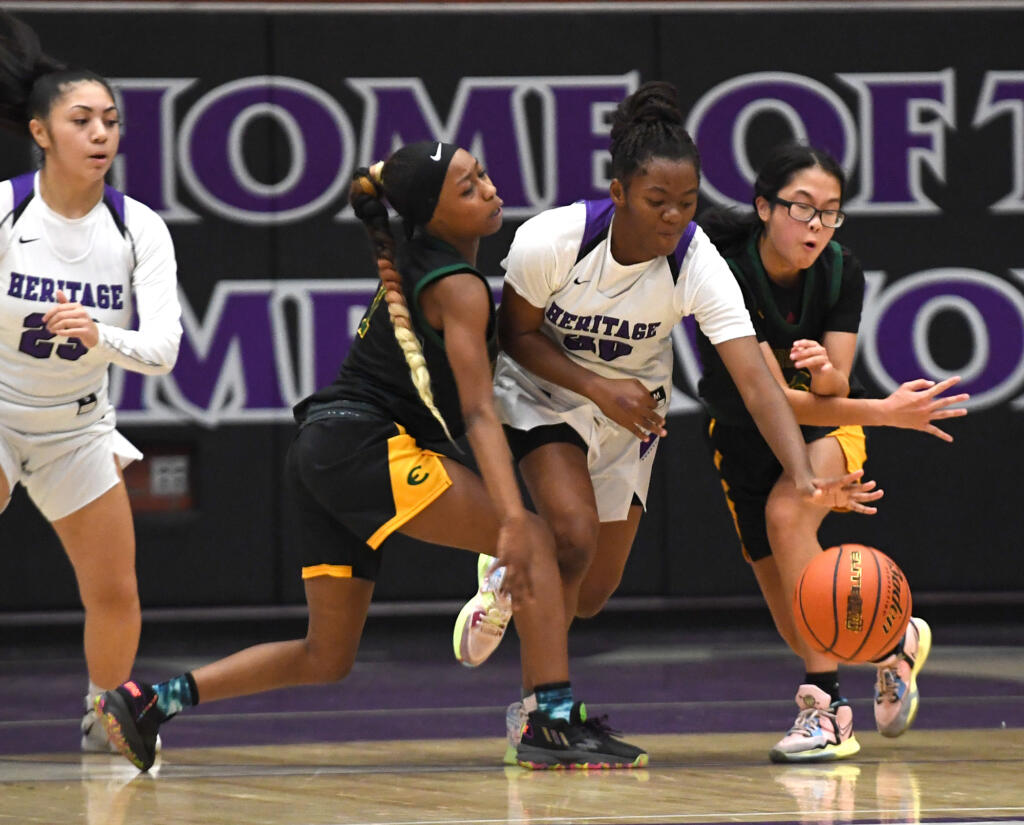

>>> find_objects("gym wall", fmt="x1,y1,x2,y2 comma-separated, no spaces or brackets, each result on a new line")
1,2,1020,610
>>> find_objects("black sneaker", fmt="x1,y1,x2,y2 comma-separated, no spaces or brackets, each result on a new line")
516,702,648,769
97,681,163,771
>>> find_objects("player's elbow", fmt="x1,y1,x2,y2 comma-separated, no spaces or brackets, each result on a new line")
151,328,183,374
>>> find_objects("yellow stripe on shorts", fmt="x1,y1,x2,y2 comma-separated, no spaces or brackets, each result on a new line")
302,564,353,579
827,424,867,474
366,429,452,550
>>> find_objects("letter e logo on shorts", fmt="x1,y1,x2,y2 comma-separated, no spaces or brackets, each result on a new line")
407,465,429,485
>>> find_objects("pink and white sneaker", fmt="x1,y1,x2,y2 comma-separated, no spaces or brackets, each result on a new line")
453,554,512,667
874,616,932,737
769,684,860,763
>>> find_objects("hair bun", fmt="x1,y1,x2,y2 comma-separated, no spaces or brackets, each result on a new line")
351,167,382,197
624,81,683,124
350,190,389,223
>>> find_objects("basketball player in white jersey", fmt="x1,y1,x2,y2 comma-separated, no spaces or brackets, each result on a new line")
0,13,182,750
452,81,880,762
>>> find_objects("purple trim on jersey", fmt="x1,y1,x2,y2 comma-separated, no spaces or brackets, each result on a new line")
667,221,698,282
5,175,128,238
575,197,616,265
10,172,35,209
103,184,127,225
639,433,658,460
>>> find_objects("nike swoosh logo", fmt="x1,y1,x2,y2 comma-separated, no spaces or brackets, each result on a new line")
430,142,442,161
573,277,588,285
18,237,39,244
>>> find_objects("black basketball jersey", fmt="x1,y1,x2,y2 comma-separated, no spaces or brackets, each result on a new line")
697,231,865,438
296,233,495,449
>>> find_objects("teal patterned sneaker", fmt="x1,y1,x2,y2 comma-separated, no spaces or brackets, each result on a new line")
874,616,932,737
769,685,860,763
453,553,512,667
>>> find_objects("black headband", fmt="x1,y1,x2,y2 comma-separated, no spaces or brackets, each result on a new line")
397,140,458,239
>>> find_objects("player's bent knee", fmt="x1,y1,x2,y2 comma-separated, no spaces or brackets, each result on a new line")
549,514,600,578
765,494,810,536
555,542,595,583
312,657,354,684
303,645,356,684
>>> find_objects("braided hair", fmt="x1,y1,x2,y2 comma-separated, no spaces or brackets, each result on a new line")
348,157,457,445
609,80,700,185
701,142,847,252
0,12,116,139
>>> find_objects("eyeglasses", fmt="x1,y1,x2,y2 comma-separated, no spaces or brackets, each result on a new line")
771,196,846,229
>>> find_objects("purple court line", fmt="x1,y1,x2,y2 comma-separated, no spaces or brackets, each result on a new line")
2,646,1022,754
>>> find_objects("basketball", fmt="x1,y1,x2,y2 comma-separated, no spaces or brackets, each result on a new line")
793,544,913,663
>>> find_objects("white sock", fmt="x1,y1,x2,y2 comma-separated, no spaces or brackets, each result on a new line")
86,681,104,709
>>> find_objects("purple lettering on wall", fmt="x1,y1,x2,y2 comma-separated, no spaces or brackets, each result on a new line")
862,270,1024,409
551,76,636,203
179,77,353,224
114,79,197,220
974,72,1024,213
171,291,286,410
688,72,855,207
840,70,954,212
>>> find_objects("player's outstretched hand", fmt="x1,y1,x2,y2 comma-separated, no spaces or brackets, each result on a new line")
880,375,969,442
805,468,884,515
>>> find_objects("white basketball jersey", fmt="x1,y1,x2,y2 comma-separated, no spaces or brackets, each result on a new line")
495,198,754,425
0,172,181,406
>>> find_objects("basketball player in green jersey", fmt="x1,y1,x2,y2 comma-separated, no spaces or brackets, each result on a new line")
699,142,968,762
96,141,647,772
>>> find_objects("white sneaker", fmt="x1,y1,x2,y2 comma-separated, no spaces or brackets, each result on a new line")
453,554,512,667
769,685,860,763
81,703,120,754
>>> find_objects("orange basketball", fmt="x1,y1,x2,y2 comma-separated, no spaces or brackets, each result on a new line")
793,544,913,663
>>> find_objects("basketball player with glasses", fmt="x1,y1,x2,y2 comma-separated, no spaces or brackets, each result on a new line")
698,142,968,762
0,13,182,753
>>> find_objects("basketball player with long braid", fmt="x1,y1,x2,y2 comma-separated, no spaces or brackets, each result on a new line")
97,141,647,772
0,13,182,751
453,82,879,763
699,142,967,762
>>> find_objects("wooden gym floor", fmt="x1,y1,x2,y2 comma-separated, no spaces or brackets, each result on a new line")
2,607,1022,825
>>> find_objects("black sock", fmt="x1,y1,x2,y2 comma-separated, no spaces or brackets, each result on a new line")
805,671,841,704
872,635,904,664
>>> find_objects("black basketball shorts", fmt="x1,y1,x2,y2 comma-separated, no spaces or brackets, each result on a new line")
287,406,453,582
707,418,865,562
